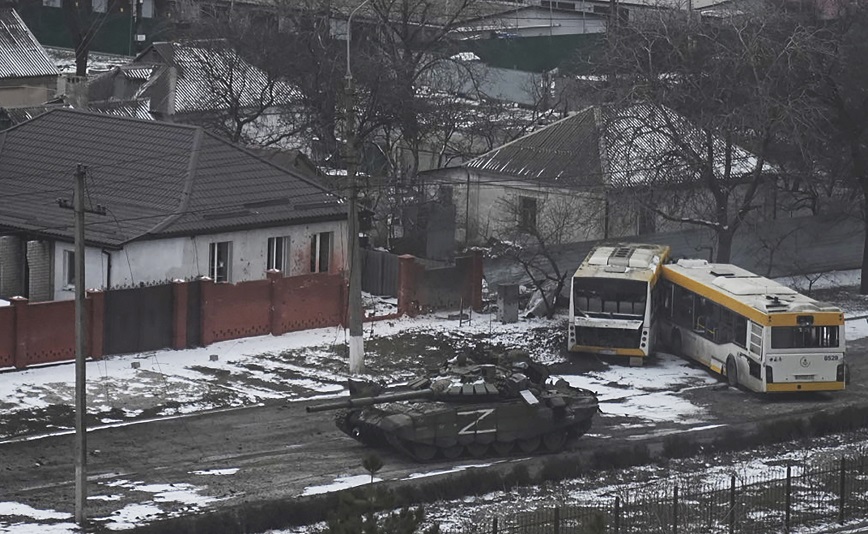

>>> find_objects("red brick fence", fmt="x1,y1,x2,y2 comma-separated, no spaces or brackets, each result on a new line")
0,253,482,369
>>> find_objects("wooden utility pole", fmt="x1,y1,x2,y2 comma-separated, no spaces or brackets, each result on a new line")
58,165,106,527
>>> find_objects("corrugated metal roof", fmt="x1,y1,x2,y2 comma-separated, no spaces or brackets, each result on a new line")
465,106,604,187
463,104,769,189
133,40,299,114
88,98,155,120
0,9,59,79
0,109,345,247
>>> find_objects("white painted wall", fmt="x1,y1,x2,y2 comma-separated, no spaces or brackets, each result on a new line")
52,242,109,301
110,220,348,288
49,220,348,299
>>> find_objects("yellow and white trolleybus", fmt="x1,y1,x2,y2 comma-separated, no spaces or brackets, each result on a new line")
568,243,671,366
659,259,846,392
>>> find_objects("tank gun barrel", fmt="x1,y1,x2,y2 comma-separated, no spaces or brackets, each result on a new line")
306,388,435,413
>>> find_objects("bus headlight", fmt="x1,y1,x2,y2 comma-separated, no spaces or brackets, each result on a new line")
765,366,774,383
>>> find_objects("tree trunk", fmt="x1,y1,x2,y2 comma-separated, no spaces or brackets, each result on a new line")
715,228,735,264
74,37,89,78
861,181,868,295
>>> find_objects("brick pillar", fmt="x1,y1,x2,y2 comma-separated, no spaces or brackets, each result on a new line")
471,249,483,311
200,277,215,346
10,296,28,369
87,289,105,359
0,236,24,299
398,255,418,317
26,240,52,302
266,270,282,336
172,280,189,350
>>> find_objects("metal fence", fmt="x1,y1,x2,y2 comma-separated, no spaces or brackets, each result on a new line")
446,448,868,534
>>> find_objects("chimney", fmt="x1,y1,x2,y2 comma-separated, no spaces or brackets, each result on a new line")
64,75,89,109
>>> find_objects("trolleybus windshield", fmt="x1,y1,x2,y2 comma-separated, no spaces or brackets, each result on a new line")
572,278,647,318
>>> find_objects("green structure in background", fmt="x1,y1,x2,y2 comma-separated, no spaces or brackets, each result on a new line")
461,33,604,73
16,2,173,57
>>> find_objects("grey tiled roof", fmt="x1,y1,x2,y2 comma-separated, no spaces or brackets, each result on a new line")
0,109,345,247
0,9,58,79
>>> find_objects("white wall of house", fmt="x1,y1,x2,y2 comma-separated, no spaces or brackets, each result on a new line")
110,220,348,288
432,168,678,246
45,220,347,300
52,242,110,301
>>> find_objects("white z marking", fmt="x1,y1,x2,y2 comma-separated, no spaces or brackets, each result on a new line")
457,408,496,435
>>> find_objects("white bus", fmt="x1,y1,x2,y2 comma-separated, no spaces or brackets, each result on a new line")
568,243,671,366
659,260,847,392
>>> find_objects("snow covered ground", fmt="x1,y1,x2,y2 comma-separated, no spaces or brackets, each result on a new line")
1,270,868,533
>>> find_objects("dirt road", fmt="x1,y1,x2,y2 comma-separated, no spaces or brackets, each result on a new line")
2,337,867,531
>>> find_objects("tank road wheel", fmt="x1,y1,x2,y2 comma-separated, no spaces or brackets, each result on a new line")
492,441,514,456
466,443,489,458
517,436,541,454
543,431,566,453
441,445,464,460
726,357,739,389
412,443,438,462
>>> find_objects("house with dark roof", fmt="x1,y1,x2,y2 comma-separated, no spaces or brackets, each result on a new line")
0,109,347,302
0,8,59,108
422,104,777,247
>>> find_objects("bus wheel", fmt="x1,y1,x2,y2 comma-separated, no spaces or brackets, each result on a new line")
671,330,683,357
726,357,739,388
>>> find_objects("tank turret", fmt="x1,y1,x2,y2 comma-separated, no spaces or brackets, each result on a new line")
306,355,599,462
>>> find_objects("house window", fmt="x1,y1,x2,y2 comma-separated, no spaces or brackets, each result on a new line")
267,236,289,273
63,250,75,288
518,196,538,232
43,0,61,6
141,0,154,18
92,0,107,12
309,232,332,273
209,241,231,282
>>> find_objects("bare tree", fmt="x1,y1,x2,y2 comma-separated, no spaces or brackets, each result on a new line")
61,0,109,76
594,2,815,262
795,2,868,293
177,19,313,148
494,192,604,318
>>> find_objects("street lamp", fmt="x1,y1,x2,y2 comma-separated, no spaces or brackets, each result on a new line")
345,0,369,374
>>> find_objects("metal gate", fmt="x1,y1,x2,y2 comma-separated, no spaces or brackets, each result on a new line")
361,249,399,297
103,284,173,355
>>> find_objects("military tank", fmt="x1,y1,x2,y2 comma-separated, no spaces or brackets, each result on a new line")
306,354,599,462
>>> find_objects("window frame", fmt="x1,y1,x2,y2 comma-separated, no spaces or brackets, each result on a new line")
209,241,232,283
63,249,75,289
267,236,290,274
517,195,538,232
309,232,333,273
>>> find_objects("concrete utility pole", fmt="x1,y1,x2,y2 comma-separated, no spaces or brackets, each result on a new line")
345,0,370,375
58,165,106,527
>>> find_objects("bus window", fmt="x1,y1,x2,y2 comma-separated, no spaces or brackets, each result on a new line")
673,285,694,328
749,322,763,355
771,325,840,349
734,315,747,347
